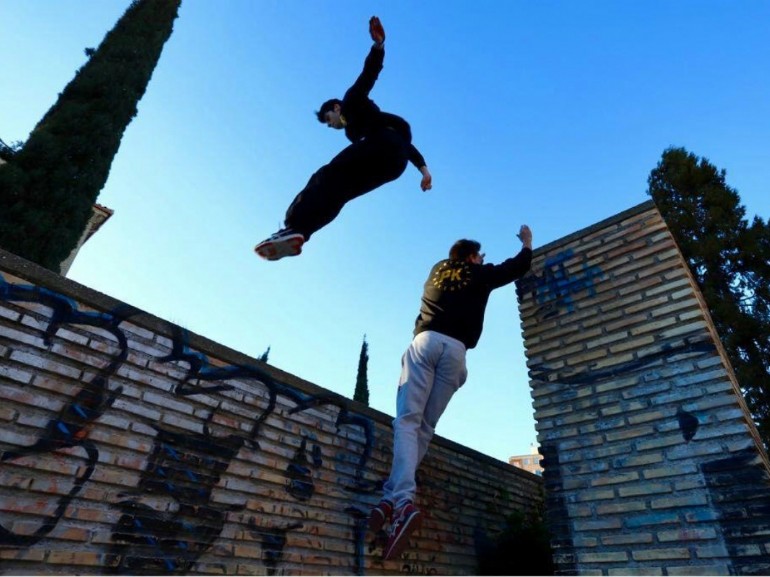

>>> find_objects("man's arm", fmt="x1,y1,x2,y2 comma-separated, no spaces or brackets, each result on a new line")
407,144,432,191
485,225,534,289
346,17,386,99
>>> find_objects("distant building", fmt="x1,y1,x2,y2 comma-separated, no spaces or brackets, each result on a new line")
59,203,114,276
509,443,544,476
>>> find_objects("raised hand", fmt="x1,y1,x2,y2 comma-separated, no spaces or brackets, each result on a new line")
369,16,385,44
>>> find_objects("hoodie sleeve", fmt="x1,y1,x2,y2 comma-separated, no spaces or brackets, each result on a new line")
346,46,384,99
482,248,533,290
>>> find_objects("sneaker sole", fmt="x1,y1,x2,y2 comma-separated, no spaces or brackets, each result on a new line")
254,234,305,261
368,509,388,533
383,511,422,561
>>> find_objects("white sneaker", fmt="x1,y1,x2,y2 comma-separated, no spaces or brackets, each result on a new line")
254,229,305,261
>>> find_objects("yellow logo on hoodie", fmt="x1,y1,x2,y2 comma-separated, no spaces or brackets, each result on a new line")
432,261,471,292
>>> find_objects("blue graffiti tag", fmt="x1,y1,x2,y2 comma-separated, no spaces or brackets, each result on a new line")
517,249,605,319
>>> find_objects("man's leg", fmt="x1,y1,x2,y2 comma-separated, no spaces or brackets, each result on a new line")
416,334,467,466
382,331,442,508
378,332,444,560
285,132,408,240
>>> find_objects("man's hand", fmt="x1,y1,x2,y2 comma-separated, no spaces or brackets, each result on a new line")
369,16,385,45
517,225,533,249
419,166,432,191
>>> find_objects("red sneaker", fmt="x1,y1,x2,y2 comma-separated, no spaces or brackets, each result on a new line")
368,499,393,533
383,502,422,561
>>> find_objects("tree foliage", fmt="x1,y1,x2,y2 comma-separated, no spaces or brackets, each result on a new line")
354,335,370,406
0,0,181,272
0,139,22,163
647,147,770,445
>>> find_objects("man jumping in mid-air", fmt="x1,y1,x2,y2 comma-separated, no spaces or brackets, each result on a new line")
255,16,432,261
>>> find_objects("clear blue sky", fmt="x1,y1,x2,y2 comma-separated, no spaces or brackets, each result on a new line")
2,1,768,462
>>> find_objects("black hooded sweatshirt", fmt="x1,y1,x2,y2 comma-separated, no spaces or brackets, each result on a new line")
414,248,533,349
340,46,426,170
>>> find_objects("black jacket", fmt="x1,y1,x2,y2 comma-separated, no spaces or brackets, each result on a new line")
414,248,533,349
341,46,426,169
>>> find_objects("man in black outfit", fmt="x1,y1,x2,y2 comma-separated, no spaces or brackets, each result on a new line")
255,16,432,261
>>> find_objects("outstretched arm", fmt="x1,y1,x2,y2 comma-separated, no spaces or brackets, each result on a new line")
346,17,386,99
485,226,534,289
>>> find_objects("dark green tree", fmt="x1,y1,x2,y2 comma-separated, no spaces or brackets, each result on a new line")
0,139,22,163
0,0,181,272
647,147,770,445
354,335,370,406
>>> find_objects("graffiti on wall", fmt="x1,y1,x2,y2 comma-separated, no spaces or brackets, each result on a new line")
516,249,605,320
106,425,248,573
0,273,382,574
0,277,140,547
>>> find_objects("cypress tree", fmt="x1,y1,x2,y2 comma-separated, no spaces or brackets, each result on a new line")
647,147,770,445
0,0,182,272
354,335,370,406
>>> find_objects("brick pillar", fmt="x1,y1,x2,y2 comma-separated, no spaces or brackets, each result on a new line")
517,200,770,575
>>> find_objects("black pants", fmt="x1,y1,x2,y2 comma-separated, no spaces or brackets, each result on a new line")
285,129,409,240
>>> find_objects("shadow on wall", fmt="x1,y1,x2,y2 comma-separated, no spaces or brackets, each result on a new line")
475,505,555,576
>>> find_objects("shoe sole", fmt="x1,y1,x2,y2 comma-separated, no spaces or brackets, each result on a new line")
368,508,388,533
383,511,422,561
254,234,305,261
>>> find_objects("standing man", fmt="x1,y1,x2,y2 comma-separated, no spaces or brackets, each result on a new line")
371,225,534,561
255,16,432,261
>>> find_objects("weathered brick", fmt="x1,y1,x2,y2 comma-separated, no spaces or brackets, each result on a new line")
613,453,664,469
0,548,47,562
642,463,697,479
0,363,34,384
632,548,692,561
596,501,647,515
626,410,667,426
657,527,717,542
0,305,22,322
666,565,731,576
0,324,46,347
618,482,672,498
0,428,36,448
578,551,629,563
635,433,682,452
601,532,654,546
605,425,655,442
46,550,104,567
15,411,50,428
0,405,17,422
624,512,681,528
573,518,623,531
10,349,82,379
590,472,640,487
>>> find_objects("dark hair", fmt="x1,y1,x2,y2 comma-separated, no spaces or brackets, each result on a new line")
316,98,342,123
449,239,481,261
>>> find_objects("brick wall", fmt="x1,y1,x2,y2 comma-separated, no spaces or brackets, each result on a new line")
517,200,770,575
0,248,543,575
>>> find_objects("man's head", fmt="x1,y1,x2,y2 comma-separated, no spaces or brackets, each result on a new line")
316,99,344,129
449,239,484,264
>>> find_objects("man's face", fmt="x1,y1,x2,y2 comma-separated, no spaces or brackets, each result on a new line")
470,251,485,265
324,105,344,129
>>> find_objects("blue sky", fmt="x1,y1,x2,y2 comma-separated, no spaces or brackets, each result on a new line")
2,1,768,463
